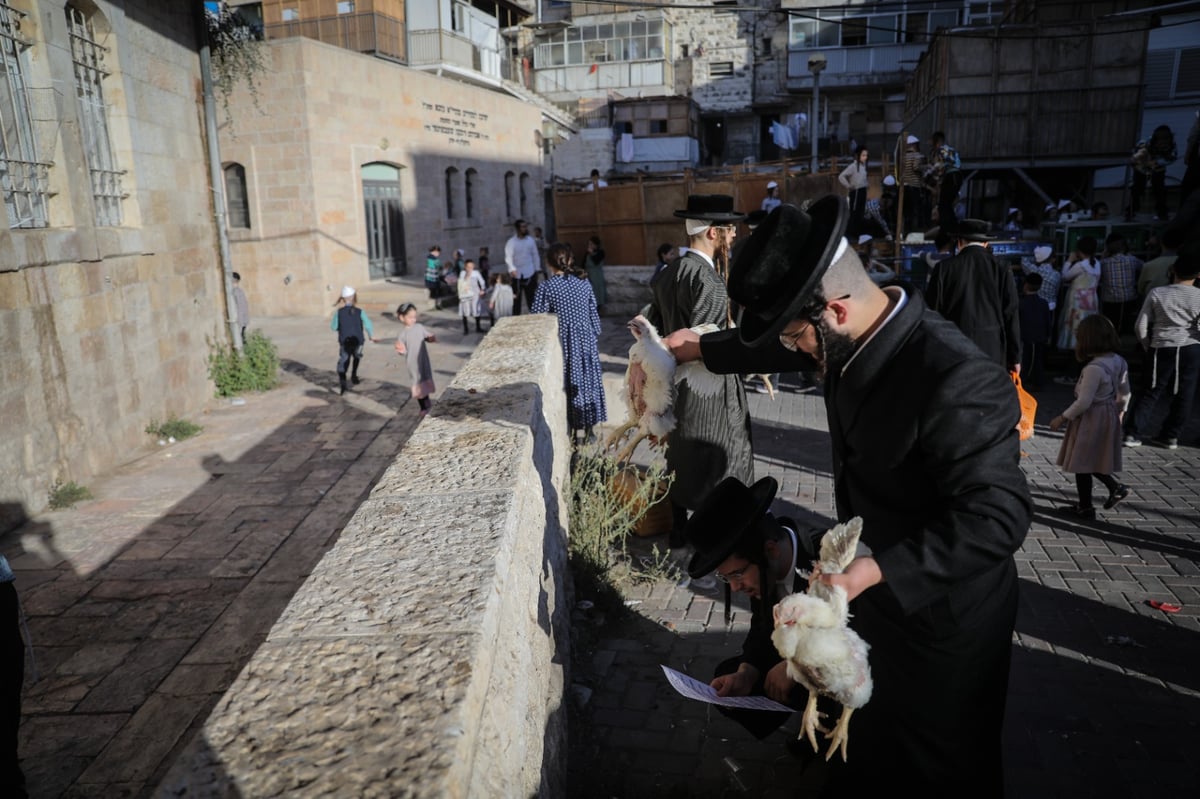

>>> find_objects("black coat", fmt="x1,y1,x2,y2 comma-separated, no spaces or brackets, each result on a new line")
700,288,1030,794
925,244,1022,369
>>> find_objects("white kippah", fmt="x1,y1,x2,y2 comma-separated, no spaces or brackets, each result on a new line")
685,218,713,236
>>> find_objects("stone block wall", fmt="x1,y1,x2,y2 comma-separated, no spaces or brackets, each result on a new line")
0,1,225,523
159,314,572,798
602,265,658,320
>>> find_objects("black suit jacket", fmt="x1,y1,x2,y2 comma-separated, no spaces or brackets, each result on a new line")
699,288,1030,791
924,244,1022,369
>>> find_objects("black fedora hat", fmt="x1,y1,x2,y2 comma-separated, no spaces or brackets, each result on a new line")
686,476,778,578
727,195,849,349
674,194,746,223
944,218,996,242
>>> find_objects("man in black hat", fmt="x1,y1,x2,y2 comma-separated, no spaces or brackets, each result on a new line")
644,195,755,546
924,218,1022,373
663,198,1030,795
684,476,808,739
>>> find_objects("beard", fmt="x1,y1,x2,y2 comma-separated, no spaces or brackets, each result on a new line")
812,316,858,380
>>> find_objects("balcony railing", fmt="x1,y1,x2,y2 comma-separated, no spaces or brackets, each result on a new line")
265,12,405,62
534,60,671,98
408,28,502,80
787,43,928,84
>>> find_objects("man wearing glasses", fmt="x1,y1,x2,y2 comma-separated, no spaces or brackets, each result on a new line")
643,194,754,549
684,475,809,741
664,198,1030,796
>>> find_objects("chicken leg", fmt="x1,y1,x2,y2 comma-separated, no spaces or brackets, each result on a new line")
603,420,637,453
797,690,829,753
824,706,855,762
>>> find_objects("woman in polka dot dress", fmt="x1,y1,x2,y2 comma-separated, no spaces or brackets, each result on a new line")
533,242,608,443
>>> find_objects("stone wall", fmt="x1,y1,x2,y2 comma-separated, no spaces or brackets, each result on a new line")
602,265,658,320
0,1,224,524
159,314,572,798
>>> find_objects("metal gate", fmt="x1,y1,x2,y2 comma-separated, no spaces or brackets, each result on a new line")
363,176,406,278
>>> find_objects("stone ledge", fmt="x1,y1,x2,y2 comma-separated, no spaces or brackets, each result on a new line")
158,315,571,798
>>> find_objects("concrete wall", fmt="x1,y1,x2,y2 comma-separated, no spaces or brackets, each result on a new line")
220,37,548,317
0,1,224,525
159,313,572,797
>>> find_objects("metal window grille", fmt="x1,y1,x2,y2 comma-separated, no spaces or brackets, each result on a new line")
0,3,50,228
67,5,123,227
223,163,250,228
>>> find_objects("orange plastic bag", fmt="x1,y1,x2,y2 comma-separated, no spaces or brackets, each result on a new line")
1012,372,1036,440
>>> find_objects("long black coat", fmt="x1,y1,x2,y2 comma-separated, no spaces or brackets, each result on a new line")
925,243,1022,370
644,251,754,509
701,288,1031,794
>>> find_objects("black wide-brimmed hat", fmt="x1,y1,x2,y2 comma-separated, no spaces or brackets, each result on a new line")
944,218,996,242
726,195,849,349
686,476,778,578
673,194,746,223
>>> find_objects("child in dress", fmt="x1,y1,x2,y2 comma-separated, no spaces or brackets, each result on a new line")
457,258,486,335
489,272,514,326
1049,315,1132,519
394,303,437,416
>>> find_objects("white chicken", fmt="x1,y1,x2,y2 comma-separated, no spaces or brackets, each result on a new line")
604,315,679,464
771,516,873,763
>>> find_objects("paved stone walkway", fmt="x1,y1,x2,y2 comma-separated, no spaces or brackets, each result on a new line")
5,282,485,798
8,284,1200,798
571,321,1200,798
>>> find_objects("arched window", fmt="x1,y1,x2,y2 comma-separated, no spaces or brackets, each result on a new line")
223,163,250,228
519,172,531,218
465,168,477,220
504,171,515,219
67,3,123,226
445,166,458,219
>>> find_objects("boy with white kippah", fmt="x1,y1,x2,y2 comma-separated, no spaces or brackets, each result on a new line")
330,286,380,395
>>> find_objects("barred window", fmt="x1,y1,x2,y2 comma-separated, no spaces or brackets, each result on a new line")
0,3,50,228
67,4,123,227
223,163,250,228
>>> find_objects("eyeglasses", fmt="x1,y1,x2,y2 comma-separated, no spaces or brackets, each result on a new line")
715,563,752,584
777,294,851,352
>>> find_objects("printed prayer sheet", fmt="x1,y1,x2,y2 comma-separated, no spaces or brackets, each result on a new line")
660,665,794,712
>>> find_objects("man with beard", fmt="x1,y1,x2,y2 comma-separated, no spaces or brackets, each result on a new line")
662,198,1030,796
644,194,755,548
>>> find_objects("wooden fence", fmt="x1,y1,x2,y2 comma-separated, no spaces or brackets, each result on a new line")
553,159,890,266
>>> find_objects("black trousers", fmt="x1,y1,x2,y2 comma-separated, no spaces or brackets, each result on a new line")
938,171,963,228
1131,170,1167,218
336,340,362,378
512,273,540,315
1127,345,1200,441
1,582,25,795
712,655,801,739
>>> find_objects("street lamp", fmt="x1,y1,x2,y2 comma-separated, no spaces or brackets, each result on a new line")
808,53,827,175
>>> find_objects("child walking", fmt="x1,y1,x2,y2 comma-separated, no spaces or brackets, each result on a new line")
489,272,514,326
331,285,379,395
457,258,486,334
394,303,437,416
1049,315,1132,519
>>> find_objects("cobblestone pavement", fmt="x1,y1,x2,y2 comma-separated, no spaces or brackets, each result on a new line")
7,288,1199,798
571,319,1200,799
4,281,486,798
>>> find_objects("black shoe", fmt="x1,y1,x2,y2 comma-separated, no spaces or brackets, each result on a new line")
1152,437,1179,450
351,375,361,385
1063,504,1095,519
339,381,347,396
1103,485,1129,510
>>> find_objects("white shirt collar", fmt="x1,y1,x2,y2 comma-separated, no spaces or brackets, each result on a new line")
841,286,907,376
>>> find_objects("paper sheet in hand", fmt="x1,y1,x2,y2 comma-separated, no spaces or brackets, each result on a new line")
660,665,794,712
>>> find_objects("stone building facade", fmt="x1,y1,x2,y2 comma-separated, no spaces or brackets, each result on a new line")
219,36,547,317
0,1,225,524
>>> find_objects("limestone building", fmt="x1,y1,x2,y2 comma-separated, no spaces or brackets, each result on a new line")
220,0,556,316
0,1,226,525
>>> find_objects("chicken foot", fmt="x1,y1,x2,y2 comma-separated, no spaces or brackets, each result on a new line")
797,691,829,753
603,421,637,453
824,706,855,763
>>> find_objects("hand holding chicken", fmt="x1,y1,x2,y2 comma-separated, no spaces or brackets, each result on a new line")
771,517,873,762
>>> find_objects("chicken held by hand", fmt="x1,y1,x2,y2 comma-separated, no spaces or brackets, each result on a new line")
771,516,873,763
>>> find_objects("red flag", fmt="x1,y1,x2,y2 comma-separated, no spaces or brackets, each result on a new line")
589,63,598,74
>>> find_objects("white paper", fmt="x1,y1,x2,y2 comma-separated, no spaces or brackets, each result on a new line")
660,665,795,713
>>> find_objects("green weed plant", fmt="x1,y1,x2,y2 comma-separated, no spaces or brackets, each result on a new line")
207,329,279,397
